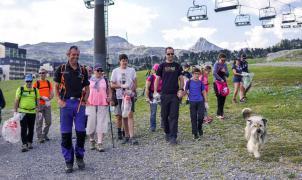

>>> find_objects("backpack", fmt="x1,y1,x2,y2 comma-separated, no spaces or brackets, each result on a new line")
147,74,155,99
214,80,230,97
19,86,38,109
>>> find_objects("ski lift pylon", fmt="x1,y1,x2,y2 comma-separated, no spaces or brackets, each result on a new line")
214,0,239,12
259,0,276,20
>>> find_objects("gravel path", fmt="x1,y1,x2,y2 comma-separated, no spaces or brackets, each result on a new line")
252,61,302,67
0,111,302,179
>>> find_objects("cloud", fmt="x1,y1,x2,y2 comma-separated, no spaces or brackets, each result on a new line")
161,25,217,49
108,1,159,36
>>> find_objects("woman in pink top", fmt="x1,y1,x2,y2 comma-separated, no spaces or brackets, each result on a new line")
86,66,111,152
199,65,213,123
145,64,162,132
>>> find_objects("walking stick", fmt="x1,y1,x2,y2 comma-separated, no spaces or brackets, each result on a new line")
108,105,115,148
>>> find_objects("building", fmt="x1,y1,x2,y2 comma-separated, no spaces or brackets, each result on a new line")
0,42,40,80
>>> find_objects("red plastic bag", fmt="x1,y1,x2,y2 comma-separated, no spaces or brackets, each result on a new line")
215,80,230,97
2,116,21,143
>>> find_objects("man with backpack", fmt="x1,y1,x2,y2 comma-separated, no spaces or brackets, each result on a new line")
33,69,53,143
53,46,90,173
14,74,40,152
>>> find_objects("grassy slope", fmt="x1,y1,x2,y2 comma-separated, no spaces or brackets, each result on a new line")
0,65,301,172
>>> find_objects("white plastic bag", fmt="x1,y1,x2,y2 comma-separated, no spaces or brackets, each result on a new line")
242,72,254,89
121,94,132,118
2,116,21,143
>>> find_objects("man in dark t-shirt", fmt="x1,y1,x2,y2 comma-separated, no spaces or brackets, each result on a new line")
154,47,184,145
53,46,90,173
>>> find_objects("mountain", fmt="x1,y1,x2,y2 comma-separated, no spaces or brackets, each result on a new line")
189,37,222,52
21,36,223,65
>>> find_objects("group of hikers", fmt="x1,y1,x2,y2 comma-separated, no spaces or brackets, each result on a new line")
0,46,251,173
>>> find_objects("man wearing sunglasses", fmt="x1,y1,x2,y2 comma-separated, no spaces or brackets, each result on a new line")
53,46,90,173
154,47,184,145
33,69,53,143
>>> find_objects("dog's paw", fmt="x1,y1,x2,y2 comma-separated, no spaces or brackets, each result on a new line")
254,151,261,159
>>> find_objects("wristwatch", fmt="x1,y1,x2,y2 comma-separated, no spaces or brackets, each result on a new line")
179,88,184,91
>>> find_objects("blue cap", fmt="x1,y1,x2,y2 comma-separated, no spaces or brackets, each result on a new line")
24,74,33,81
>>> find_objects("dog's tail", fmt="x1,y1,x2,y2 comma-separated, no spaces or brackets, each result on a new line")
242,108,252,120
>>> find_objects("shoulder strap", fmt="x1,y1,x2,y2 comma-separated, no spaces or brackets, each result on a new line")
149,75,155,90
37,80,40,89
46,80,51,89
187,79,191,91
33,87,38,106
20,86,24,97
104,77,109,95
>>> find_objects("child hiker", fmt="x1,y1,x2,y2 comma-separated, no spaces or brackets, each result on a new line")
199,65,213,123
185,68,208,140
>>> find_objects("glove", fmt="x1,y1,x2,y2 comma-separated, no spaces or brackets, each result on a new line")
205,102,209,110
121,84,129,89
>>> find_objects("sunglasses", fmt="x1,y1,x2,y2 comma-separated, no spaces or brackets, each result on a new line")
26,81,32,83
166,53,174,56
39,72,46,74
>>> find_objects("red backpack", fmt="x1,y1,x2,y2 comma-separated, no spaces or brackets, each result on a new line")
215,80,230,97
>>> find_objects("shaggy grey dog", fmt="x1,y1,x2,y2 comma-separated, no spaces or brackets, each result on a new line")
242,108,267,158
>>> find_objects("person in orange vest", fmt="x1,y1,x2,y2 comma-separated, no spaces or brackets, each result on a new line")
33,69,54,143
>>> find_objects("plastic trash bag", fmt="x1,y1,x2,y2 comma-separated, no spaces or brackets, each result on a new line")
122,91,133,118
242,72,254,89
2,115,21,143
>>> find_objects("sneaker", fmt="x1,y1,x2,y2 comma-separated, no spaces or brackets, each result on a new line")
129,138,139,145
96,143,105,152
27,143,33,149
240,98,246,103
169,138,177,145
150,128,156,132
165,134,170,142
38,138,45,143
117,131,123,140
121,137,129,144
232,98,237,104
21,144,28,152
65,163,73,173
199,129,203,136
216,115,224,120
76,158,85,170
90,140,96,150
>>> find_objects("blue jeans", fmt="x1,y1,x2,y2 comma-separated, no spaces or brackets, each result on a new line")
149,103,158,130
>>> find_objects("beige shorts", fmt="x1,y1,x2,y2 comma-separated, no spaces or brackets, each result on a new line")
85,106,109,134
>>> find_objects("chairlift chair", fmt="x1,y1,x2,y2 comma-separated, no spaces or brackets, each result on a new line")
84,0,94,9
282,13,296,24
214,0,239,12
187,5,208,21
281,24,291,29
292,24,301,28
235,14,251,26
262,20,274,28
259,7,277,20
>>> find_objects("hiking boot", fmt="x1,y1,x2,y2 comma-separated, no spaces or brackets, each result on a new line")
117,131,123,140
76,158,85,170
44,135,50,141
169,138,177,146
121,137,129,144
193,134,199,140
65,163,73,173
150,128,156,132
21,144,28,152
165,134,170,142
129,138,139,145
90,140,96,150
38,138,45,143
199,129,203,137
27,143,33,149
96,143,105,152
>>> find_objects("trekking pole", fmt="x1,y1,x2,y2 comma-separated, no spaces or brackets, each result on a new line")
108,105,115,148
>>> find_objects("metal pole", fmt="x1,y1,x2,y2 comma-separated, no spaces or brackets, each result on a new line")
94,0,106,69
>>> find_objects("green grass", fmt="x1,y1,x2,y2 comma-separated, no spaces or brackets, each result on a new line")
1,65,302,170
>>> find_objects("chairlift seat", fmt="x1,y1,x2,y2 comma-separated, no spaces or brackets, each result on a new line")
282,13,296,24
293,24,301,28
235,14,251,26
214,0,239,12
281,24,291,29
262,20,274,28
187,5,208,21
259,7,276,20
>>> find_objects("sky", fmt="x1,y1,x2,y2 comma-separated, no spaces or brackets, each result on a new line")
0,0,301,50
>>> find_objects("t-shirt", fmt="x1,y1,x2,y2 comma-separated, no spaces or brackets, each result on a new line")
87,78,108,106
241,60,249,73
33,80,52,105
185,79,205,102
146,74,162,93
232,64,243,78
110,67,136,99
156,62,183,95
213,62,229,81
16,86,40,114
199,74,209,93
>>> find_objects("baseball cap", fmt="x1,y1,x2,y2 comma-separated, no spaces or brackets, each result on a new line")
94,65,103,71
24,74,33,81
